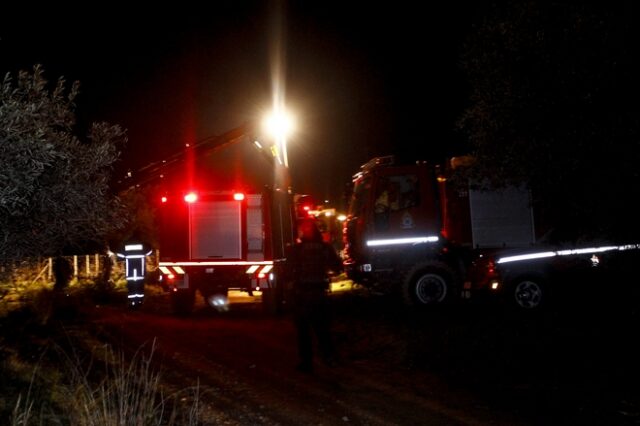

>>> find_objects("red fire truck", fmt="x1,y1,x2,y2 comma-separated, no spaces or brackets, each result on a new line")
342,155,536,307
124,123,297,314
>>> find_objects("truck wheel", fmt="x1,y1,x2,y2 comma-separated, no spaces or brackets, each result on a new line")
402,262,455,307
170,289,195,315
510,277,546,310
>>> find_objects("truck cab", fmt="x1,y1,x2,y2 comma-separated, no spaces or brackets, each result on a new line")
343,156,466,306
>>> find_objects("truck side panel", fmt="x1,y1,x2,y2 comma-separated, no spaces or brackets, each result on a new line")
468,186,535,249
158,197,189,262
246,194,265,261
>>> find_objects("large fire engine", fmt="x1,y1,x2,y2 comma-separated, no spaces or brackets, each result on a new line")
122,123,297,314
342,155,536,307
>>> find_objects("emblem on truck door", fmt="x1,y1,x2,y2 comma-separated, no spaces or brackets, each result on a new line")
401,211,415,229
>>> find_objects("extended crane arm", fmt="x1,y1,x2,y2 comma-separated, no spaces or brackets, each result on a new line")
115,121,277,194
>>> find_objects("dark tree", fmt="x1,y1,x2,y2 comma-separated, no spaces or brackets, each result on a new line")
0,65,127,267
108,186,160,251
458,1,640,242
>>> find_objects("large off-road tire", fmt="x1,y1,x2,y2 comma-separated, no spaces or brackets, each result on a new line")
401,261,457,307
170,289,196,315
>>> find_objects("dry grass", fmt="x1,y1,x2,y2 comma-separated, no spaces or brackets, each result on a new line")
1,278,200,425
57,338,200,426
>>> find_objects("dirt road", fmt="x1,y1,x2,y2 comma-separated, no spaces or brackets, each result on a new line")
87,287,640,425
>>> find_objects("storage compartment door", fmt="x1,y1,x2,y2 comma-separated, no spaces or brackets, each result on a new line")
190,201,242,259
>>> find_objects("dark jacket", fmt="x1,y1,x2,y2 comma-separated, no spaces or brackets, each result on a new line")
289,241,342,289
287,221,343,291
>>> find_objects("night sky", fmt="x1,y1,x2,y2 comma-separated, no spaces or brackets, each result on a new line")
1,2,481,206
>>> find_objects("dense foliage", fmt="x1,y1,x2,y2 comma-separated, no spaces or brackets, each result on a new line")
458,2,640,242
0,65,126,264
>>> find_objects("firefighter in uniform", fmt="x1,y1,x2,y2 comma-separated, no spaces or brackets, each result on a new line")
117,242,152,308
287,218,343,373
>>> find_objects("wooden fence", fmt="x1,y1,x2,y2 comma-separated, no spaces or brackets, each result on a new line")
1,251,159,286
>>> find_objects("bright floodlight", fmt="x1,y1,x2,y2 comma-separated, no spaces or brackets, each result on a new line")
263,111,294,140
262,109,295,168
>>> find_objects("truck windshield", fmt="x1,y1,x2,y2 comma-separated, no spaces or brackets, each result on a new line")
349,176,371,218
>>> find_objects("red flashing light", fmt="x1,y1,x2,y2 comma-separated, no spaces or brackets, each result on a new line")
161,196,168,203
296,203,316,219
233,193,245,201
295,195,317,219
184,192,198,203
302,204,314,216
487,261,496,275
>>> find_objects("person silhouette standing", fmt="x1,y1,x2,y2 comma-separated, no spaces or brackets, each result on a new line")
287,218,343,373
